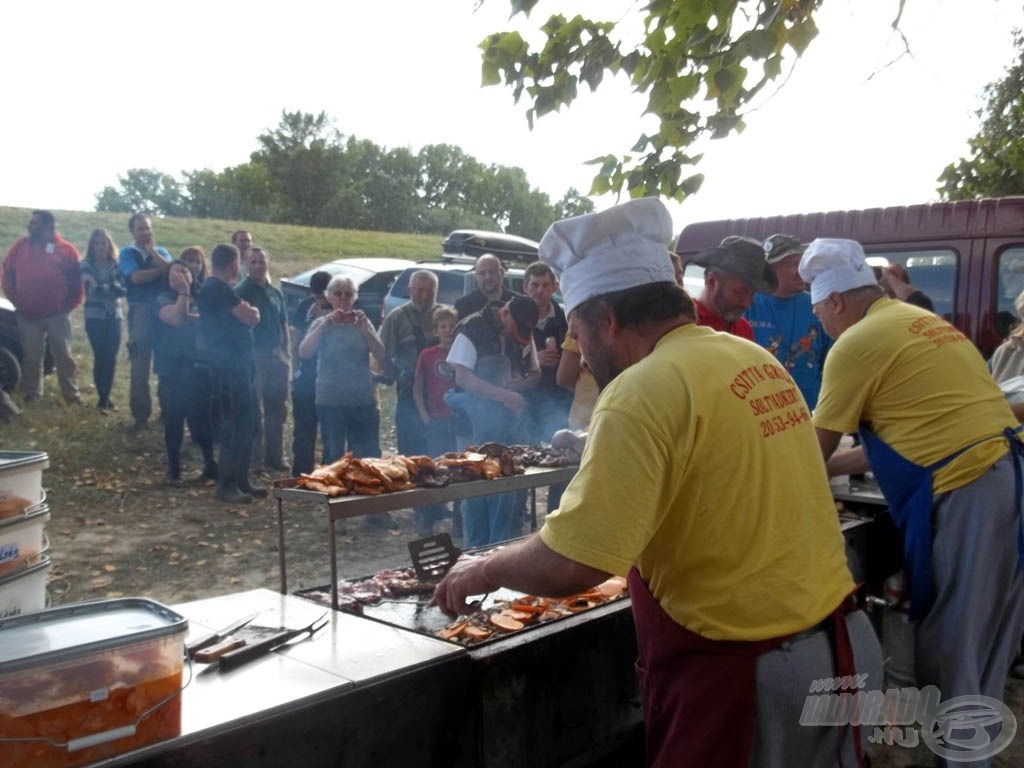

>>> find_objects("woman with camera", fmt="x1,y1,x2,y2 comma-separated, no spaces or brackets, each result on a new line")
298,274,386,462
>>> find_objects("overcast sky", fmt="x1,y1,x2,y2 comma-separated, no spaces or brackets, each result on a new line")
1,1,1021,234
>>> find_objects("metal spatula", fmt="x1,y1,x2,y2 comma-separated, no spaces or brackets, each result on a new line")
408,533,462,581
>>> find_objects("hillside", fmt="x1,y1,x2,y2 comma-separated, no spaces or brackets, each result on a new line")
0,206,441,279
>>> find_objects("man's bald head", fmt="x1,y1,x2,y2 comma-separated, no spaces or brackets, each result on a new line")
474,253,505,299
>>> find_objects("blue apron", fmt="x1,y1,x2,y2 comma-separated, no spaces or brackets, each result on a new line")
858,425,1024,620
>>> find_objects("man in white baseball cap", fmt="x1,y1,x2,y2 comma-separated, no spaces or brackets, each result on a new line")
803,237,1024,720
434,199,880,767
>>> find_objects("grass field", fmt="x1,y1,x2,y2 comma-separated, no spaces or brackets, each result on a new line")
0,206,431,606
0,206,441,281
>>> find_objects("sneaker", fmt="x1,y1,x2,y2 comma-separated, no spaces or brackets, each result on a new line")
67,395,84,406
199,462,219,482
216,487,252,504
167,474,182,488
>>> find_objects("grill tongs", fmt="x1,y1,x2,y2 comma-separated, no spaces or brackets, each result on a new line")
217,613,329,672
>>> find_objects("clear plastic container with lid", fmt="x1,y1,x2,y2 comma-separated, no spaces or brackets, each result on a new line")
0,597,188,767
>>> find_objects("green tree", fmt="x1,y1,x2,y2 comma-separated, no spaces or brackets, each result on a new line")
553,188,595,220
183,165,273,221
95,167,188,216
480,0,823,201
938,30,1024,200
251,110,348,225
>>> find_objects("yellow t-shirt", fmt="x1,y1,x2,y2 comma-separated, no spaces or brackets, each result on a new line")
813,298,1014,494
541,324,854,641
561,334,599,430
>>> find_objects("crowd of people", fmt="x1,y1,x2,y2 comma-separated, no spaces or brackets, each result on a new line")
0,211,579,522
5,203,1024,764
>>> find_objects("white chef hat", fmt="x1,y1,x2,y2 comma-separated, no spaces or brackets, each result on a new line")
539,197,677,315
798,238,878,304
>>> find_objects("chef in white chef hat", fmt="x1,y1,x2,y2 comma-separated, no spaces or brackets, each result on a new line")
798,238,880,340
540,197,679,315
798,238,878,304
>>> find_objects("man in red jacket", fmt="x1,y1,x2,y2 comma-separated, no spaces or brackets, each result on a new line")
1,210,84,403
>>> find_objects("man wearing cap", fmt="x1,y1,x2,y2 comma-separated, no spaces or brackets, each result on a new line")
688,236,777,339
803,238,1024,721
746,234,831,409
435,199,881,767
444,295,540,546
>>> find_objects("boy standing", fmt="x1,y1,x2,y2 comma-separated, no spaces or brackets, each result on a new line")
412,306,458,536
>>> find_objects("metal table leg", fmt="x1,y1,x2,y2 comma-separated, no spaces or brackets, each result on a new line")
277,497,287,594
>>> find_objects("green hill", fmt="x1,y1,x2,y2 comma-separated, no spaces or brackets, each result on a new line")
0,206,441,279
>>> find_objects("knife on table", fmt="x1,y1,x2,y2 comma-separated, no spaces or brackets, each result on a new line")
186,613,259,659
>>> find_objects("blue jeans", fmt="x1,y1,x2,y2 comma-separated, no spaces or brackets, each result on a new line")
317,403,381,462
444,389,526,548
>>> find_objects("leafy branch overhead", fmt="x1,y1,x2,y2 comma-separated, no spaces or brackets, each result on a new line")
937,29,1024,200
481,0,823,201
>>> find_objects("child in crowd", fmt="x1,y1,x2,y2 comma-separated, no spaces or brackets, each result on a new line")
411,306,458,536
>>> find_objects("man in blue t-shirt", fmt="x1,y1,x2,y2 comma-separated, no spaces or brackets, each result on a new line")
198,244,264,504
118,214,171,430
745,234,831,410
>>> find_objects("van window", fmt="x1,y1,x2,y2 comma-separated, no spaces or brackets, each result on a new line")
681,265,706,300
683,248,959,323
864,249,958,323
996,247,1024,340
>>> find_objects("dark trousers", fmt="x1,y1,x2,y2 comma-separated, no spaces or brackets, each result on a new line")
127,303,154,423
85,317,121,406
395,388,427,455
291,384,319,475
211,366,258,492
414,417,455,535
157,362,215,477
318,403,381,462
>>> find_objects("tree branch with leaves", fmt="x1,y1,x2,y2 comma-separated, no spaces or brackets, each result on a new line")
938,29,1024,200
480,0,823,201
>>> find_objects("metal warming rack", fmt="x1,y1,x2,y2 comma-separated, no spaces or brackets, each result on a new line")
273,466,578,610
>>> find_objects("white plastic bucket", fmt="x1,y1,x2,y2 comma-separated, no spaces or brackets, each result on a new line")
0,507,50,576
0,556,50,619
0,452,49,506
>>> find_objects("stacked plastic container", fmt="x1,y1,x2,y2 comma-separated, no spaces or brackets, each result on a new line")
0,451,51,618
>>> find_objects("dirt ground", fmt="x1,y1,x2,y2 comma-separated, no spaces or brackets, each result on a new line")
40,423,514,608
10,388,1024,767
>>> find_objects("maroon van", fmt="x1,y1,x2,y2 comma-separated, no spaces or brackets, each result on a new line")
674,196,1024,358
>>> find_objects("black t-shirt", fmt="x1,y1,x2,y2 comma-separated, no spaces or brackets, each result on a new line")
153,290,201,375
198,277,253,370
454,288,520,320
454,305,533,385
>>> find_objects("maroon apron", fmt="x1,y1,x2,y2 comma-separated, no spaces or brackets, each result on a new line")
627,568,862,768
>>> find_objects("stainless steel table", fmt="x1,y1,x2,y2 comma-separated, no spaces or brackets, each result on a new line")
95,588,470,767
273,466,578,609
